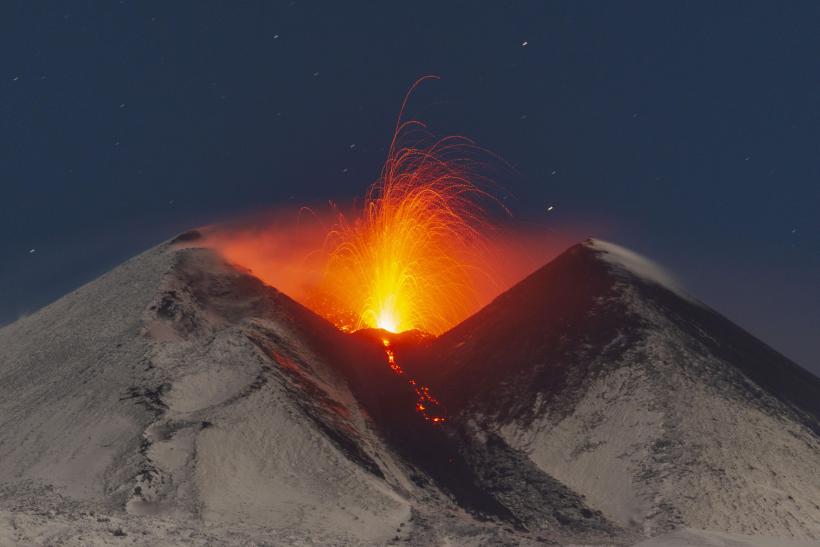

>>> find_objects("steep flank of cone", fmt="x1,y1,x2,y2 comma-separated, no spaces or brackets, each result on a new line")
0,245,173,502
424,239,820,540
0,239,414,543
431,239,820,429
587,239,820,430
428,239,634,418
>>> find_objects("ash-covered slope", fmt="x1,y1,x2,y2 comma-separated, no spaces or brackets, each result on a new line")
427,239,820,540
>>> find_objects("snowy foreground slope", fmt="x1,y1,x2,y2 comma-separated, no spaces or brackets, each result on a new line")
0,234,818,546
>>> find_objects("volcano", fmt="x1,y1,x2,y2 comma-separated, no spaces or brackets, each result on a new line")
0,233,818,546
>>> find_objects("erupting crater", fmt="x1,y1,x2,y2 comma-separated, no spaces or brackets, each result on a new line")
208,78,508,425
309,78,508,423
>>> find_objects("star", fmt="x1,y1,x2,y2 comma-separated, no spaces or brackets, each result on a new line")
28,248,36,254
521,41,528,47
546,205,555,212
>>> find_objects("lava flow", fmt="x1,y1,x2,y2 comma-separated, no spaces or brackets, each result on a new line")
382,338,446,423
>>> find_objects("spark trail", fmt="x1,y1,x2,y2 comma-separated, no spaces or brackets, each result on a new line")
318,76,506,335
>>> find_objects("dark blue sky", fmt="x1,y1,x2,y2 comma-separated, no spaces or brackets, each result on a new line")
2,2,818,371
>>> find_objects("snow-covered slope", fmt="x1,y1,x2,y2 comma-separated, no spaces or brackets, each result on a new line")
1,234,817,545
0,234,417,544
428,239,820,541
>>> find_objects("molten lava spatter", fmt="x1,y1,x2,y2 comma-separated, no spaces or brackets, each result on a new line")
318,76,505,335
382,338,446,423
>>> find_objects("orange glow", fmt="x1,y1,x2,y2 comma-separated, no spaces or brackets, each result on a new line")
382,338,446,423
318,76,504,335
193,80,591,426
201,217,583,334
197,79,590,334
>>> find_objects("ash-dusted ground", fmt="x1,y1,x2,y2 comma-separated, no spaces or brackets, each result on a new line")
0,234,818,546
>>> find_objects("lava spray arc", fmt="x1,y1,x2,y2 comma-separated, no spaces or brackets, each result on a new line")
319,76,507,336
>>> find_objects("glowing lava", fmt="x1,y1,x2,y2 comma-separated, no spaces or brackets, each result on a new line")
318,76,504,335
317,78,505,424
382,338,446,423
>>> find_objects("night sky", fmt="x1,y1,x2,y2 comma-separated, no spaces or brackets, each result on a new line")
2,2,818,372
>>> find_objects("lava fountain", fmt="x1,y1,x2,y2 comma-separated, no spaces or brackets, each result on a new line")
318,77,505,335
311,76,508,423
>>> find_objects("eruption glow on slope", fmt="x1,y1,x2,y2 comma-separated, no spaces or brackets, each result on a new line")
198,79,584,424
318,77,504,335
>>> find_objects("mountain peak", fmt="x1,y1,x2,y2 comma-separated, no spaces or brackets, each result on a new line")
578,238,696,304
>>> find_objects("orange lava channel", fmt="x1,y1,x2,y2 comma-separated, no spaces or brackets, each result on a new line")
382,338,446,424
